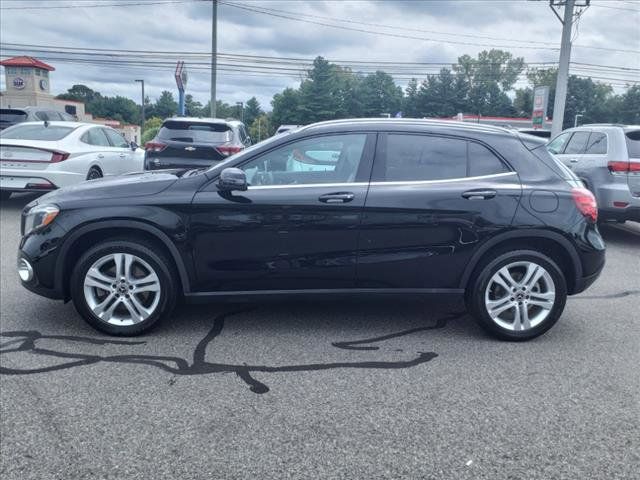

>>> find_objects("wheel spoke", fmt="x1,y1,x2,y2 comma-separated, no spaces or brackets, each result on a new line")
124,254,135,282
520,304,532,330
93,293,118,319
512,303,522,330
528,291,555,310
113,253,125,279
130,272,160,293
127,295,153,322
497,267,518,288
488,297,515,318
524,265,545,290
85,267,114,291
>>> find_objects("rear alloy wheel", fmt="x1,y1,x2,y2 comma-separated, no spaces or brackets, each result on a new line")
71,240,177,335
86,167,103,180
467,250,567,341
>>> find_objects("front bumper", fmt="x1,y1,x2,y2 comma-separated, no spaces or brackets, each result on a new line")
17,252,64,300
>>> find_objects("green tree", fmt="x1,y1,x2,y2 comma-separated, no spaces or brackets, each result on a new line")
243,97,263,127
248,114,272,142
271,88,302,127
153,91,178,119
185,94,204,117
513,87,533,117
403,78,420,118
359,71,403,117
56,84,101,104
298,57,341,122
617,85,640,124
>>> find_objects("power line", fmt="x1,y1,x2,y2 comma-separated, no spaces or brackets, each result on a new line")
0,0,201,10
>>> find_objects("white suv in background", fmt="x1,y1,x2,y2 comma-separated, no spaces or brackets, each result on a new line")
547,124,640,223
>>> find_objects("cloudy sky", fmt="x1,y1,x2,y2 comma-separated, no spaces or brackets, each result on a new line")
1,0,638,110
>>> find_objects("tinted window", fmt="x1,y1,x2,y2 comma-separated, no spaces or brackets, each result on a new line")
384,135,467,181
81,128,111,147
240,134,367,186
468,142,509,176
585,132,607,155
0,124,74,140
547,132,572,154
564,131,590,155
35,111,50,121
626,130,640,158
158,121,231,143
104,128,129,148
0,109,27,126
47,111,63,121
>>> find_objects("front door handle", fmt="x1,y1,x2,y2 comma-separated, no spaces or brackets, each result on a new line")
569,158,579,163
97,154,104,159
462,189,496,200
318,192,355,203
119,153,127,158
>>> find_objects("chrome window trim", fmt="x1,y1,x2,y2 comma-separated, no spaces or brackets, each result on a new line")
246,172,517,190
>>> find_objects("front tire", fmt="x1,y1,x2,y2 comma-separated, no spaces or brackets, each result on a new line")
466,250,567,341
70,239,177,335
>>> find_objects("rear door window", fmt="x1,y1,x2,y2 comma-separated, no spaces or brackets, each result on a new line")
158,121,232,143
104,128,129,148
585,132,607,154
547,132,572,154
81,128,111,147
564,131,590,155
377,134,508,182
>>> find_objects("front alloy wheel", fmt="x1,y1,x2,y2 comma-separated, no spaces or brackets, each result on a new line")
83,253,161,326
71,239,177,335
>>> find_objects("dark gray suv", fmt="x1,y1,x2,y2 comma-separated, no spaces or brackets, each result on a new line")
547,124,640,223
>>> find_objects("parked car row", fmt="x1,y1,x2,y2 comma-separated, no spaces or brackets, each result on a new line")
15,118,605,341
0,106,75,130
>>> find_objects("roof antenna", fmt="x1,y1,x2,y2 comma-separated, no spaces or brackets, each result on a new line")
44,120,49,128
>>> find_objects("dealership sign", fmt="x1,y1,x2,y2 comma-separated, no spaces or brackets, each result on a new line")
532,86,550,127
12,77,25,89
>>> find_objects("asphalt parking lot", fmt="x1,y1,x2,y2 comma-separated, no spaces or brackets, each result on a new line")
1,192,638,480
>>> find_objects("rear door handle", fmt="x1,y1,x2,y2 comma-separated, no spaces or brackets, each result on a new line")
462,189,497,200
569,158,579,163
97,154,104,159
119,153,127,158
318,192,355,203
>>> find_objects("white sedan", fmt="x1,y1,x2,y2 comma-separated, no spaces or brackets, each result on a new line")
0,121,145,199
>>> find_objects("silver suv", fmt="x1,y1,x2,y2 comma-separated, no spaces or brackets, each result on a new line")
547,124,640,223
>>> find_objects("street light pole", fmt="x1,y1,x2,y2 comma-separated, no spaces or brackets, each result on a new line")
211,0,217,118
135,79,145,138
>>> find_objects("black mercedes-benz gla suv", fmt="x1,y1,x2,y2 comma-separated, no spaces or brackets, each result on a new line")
17,119,605,340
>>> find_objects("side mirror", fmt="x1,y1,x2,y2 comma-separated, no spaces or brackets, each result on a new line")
130,141,138,151
218,167,247,191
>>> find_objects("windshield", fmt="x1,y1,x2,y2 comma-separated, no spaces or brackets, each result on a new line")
0,124,75,141
158,121,232,143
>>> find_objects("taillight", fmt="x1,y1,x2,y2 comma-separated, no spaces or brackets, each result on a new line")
50,151,70,163
608,161,629,173
144,141,167,152
215,144,243,157
572,188,598,223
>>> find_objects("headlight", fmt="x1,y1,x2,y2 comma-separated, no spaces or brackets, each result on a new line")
23,204,60,236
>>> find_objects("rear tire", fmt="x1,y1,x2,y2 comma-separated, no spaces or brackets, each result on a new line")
70,239,177,335
86,167,103,180
466,250,567,341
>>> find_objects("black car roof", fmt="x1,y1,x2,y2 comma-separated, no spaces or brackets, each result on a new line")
298,118,520,139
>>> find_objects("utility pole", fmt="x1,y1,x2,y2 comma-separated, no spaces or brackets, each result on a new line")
549,0,589,138
135,79,145,137
236,101,243,122
210,0,217,118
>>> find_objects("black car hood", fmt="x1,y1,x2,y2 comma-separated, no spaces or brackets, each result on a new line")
33,170,182,206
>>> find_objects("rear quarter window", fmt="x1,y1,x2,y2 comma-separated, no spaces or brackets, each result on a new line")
0,124,74,141
626,130,640,158
585,132,607,154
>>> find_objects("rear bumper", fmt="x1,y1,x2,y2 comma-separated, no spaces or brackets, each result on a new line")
596,182,640,221
572,258,605,294
144,155,226,170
